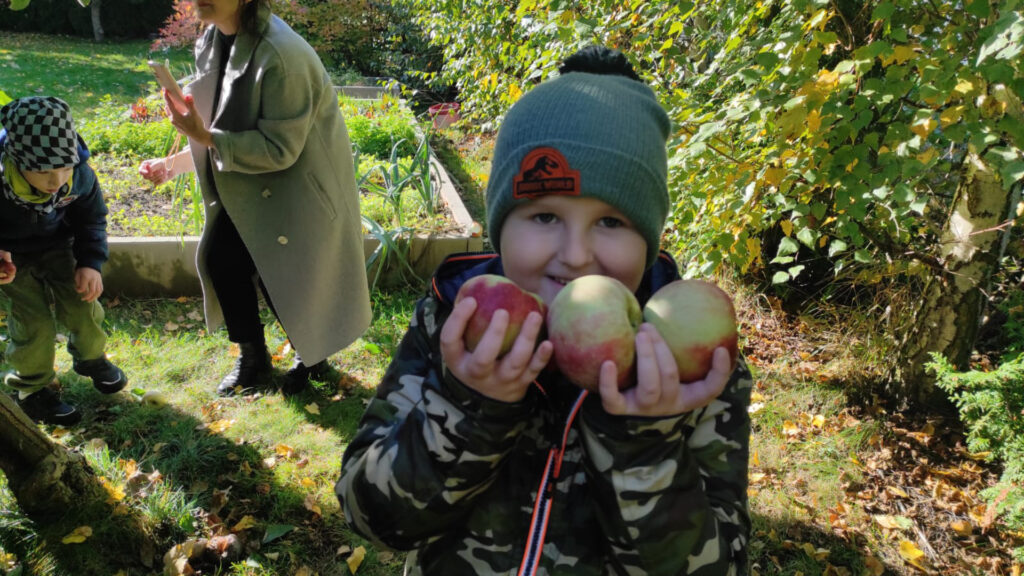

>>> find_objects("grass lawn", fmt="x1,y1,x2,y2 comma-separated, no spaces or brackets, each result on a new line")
0,30,192,119
1,289,417,575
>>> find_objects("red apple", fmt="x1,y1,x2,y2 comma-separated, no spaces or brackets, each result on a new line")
0,260,15,281
642,279,738,383
454,274,546,356
547,275,641,391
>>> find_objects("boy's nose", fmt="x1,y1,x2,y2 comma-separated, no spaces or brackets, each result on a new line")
559,229,594,269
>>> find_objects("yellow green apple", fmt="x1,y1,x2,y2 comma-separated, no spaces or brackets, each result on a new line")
547,275,641,391
642,279,738,382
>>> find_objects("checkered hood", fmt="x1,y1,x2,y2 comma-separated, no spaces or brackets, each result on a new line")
0,96,80,171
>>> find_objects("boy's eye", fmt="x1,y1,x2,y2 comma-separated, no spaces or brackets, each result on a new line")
532,213,558,224
599,216,626,228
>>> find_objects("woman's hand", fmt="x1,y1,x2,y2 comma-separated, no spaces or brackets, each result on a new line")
74,267,104,302
165,91,214,149
598,323,732,417
440,297,553,403
139,149,195,186
138,157,174,185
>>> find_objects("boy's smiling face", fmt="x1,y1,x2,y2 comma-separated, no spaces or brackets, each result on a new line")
20,166,73,195
499,195,648,306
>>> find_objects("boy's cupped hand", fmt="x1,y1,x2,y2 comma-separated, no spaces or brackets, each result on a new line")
598,323,732,417
0,250,15,284
440,296,553,403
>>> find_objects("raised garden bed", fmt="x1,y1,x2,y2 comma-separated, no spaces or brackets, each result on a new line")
84,92,481,296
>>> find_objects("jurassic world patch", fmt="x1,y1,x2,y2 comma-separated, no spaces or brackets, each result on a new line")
513,147,580,199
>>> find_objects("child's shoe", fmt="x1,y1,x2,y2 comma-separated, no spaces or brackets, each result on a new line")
73,357,128,394
17,387,82,426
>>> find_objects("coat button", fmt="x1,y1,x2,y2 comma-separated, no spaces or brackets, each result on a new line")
262,189,272,198
277,236,288,245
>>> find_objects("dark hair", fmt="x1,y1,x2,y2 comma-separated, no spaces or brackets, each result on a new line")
239,0,271,36
558,46,641,81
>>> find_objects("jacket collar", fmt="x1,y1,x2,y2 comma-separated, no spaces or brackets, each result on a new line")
430,251,681,307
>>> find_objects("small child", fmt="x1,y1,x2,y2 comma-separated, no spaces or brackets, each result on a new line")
0,96,127,426
336,47,753,575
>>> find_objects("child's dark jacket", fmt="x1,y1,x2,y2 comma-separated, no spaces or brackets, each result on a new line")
0,131,108,271
336,252,752,576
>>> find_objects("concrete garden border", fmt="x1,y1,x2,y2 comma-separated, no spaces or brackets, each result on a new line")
104,153,483,297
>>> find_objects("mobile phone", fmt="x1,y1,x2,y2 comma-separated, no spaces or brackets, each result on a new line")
147,60,188,114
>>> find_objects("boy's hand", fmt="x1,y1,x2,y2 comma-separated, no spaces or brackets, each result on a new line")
440,296,553,403
139,157,173,185
598,323,731,417
75,267,104,302
165,92,214,149
0,250,15,285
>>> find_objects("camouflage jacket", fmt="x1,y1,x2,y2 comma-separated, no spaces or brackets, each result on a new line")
336,252,752,575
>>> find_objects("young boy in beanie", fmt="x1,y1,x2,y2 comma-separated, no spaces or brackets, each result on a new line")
337,46,752,575
0,96,127,426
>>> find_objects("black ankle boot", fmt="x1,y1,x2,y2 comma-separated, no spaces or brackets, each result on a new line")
217,342,272,396
281,357,330,396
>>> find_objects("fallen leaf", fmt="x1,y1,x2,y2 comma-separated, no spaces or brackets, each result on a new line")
207,419,234,433
950,520,972,537
275,444,296,459
305,402,320,415
347,545,366,573
62,525,93,544
898,540,927,570
232,515,258,532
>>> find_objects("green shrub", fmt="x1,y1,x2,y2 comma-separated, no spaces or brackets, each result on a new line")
930,353,1024,561
78,96,177,159
346,113,418,160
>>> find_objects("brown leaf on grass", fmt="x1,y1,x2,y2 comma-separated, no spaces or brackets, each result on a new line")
164,321,179,332
304,494,322,517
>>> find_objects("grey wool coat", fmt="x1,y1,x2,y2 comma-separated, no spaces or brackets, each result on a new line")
184,6,371,365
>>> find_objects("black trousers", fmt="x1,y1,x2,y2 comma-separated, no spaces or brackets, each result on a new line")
205,210,278,344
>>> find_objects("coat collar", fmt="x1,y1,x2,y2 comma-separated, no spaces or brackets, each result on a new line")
193,3,272,116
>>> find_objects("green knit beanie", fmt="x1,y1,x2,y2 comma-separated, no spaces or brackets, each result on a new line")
486,71,671,267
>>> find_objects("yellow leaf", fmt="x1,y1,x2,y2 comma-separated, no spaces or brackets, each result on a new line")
898,540,927,570
750,472,768,484
300,477,316,488
939,105,964,128
508,83,522,101
780,220,793,237
917,148,937,164
275,444,296,459
783,420,801,436
910,117,936,139
887,486,909,499
763,166,785,187
845,157,858,172
884,44,916,66
953,79,977,96
99,477,126,503
863,556,886,576
806,108,823,132
207,419,234,433
232,515,258,532
812,414,826,428
950,520,972,536
304,402,320,415
62,526,93,544
347,545,366,573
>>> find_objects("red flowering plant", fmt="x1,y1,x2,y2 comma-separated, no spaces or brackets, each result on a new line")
152,0,201,51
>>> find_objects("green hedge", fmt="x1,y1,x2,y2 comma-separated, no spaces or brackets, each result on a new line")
0,0,173,39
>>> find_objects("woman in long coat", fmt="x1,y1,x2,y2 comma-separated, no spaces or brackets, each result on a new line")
139,0,371,396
